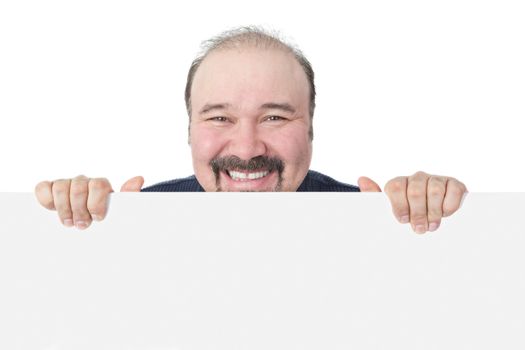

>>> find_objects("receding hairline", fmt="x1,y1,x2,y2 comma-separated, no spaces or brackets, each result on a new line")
197,26,296,57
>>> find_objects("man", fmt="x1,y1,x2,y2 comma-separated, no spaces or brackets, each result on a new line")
34,26,468,233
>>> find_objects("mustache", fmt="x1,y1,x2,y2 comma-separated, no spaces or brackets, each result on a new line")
210,155,285,176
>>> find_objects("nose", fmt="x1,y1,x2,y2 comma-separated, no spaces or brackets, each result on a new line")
225,122,267,160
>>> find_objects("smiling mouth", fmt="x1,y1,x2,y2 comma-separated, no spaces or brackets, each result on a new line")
225,169,271,181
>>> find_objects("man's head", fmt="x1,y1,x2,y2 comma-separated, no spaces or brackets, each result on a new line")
185,26,316,192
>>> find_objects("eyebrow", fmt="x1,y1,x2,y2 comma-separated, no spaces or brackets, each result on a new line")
199,103,231,114
199,102,296,114
259,102,296,113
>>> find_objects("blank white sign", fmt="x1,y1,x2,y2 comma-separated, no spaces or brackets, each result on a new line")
0,193,523,349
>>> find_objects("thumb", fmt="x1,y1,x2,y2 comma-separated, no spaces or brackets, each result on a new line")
120,176,144,192
358,176,382,192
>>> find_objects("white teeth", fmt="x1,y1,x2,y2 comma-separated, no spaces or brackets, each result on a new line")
228,170,269,181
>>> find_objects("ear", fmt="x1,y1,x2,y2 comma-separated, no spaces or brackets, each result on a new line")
187,122,191,146
309,119,314,141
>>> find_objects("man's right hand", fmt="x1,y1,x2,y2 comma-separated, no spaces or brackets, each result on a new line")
34,175,144,230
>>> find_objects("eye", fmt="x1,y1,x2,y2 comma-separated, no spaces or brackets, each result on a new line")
265,115,286,122
207,116,229,122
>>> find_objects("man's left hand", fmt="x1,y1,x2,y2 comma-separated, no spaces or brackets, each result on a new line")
358,171,468,234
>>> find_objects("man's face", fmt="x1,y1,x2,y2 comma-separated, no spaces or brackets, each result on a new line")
189,47,313,192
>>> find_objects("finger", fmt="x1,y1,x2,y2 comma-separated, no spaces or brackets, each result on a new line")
51,179,73,227
70,175,92,230
357,176,382,192
35,180,55,210
426,176,448,232
443,178,468,217
407,171,430,234
120,176,144,192
87,178,114,221
384,176,410,223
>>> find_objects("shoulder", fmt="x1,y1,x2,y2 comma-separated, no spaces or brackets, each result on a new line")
298,170,361,192
140,175,204,192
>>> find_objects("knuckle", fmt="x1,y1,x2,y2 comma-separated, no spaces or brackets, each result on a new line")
411,211,427,220
411,216,428,226
455,180,468,192
70,200,89,214
73,212,91,221
428,185,445,197
443,203,459,216
70,185,88,197
90,178,111,191
71,204,91,221
385,177,405,192
428,207,443,219
52,180,70,196
54,205,72,219
448,184,465,197
53,192,70,208
407,187,425,198
53,188,67,197
429,175,446,185
395,210,409,221
70,180,89,196
87,197,108,213
87,207,105,219
411,170,428,179
390,204,406,217
56,206,73,219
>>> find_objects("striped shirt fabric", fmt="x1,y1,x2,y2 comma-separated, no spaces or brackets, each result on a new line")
141,170,361,192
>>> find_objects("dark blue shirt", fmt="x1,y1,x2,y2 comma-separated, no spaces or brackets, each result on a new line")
141,170,361,192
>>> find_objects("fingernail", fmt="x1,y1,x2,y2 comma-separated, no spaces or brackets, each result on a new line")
63,219,73,227
400,215,409,223
75,221,89,230
91,214,102,221
428,222,440,232
415,225,427,234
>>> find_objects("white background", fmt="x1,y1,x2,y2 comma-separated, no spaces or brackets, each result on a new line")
1,0,524,192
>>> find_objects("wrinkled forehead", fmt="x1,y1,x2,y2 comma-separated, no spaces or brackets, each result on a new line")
191,47,310,115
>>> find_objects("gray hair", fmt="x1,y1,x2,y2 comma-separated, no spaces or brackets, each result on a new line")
184,26,316,140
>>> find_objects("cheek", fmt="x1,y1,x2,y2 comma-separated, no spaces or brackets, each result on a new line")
190,126,229,191
190,127,226,163
266,126,312,164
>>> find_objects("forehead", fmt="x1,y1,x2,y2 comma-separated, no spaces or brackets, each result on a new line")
191,47,310,113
